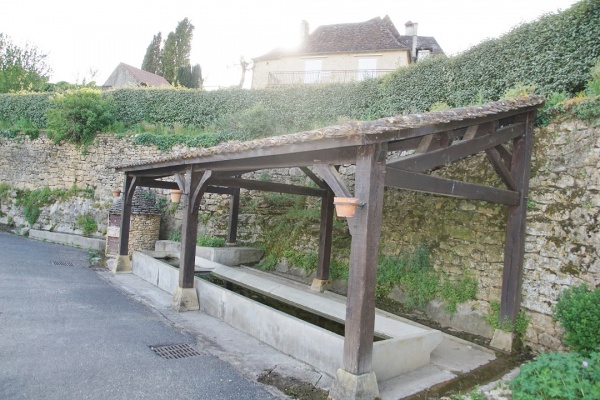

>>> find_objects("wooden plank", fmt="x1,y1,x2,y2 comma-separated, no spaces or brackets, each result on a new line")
486,147,517,191
118,174,136,256
227,187,241,244
313,164,353,197
179,169,209,289
386,122,525,173
137,178,178,190
494,144,512,169
300,167,328,189
211,177,325,197
207,186,236,195
343,143,387,375
500,111,535,325
316,189,334,281
385,168,520,205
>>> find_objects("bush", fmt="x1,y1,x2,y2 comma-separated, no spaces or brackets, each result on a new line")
510,351,600,399
76,212,97,236
196,235,225,247
46,88,115,145
554,284,600,355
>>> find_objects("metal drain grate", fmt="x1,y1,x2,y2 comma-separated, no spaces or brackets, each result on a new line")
52,261,75,267
150,344,201,359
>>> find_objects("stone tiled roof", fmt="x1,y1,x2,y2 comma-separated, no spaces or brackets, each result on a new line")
110,188,161,215
254,16,444,60
103,63,170,88
113,95,544,170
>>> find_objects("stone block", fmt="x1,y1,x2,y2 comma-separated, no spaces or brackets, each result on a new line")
329,369,380,400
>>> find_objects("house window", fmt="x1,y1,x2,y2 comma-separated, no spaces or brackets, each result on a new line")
357,58,377,81
304,59,322,83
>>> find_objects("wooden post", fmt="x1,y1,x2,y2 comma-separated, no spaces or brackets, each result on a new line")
311,189,334,292
113,174,136,273
500,111,535,325
343,143,387,374
226,187,240,245
173,168,211,311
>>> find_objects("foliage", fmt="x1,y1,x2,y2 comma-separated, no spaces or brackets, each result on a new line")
376,246,439,307
196,235,225,247
554,284,600,355
46,89,115,145
168,230,181,242
141,32,162,75
440,274,479,313
76,212,98,235
0,182,12,203
133,131,221,151
176,63,202,89
16,187,64,225
0,33,51,93
0,92,49,127
12,184,94,226
485,300,530,337
584,57,600,96
510,351,600,400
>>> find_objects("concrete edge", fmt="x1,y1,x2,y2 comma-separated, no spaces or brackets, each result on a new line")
29,229,105,252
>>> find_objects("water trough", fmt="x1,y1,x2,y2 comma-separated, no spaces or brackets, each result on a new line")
131,250,444,382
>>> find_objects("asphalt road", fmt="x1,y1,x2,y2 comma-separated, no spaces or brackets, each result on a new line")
0,232,277,400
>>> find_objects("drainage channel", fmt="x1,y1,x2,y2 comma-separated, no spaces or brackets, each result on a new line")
199,275,386,342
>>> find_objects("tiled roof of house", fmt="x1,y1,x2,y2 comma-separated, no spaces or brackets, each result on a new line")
254,16,444,60
110,188,161,215
103,63,171,88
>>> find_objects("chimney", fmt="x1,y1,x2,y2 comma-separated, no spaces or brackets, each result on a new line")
300,20,309,41
404,21,418,62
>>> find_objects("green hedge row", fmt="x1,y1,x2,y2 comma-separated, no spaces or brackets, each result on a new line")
0,0,598,131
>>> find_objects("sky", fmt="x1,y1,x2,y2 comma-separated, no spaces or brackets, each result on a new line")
1,0,580,89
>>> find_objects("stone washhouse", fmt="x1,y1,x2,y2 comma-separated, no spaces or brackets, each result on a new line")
106,188,161,256
111,95,544,400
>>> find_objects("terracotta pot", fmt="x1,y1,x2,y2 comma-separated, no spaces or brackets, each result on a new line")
112,189,121,197
333,197,360,218
170,189,183,203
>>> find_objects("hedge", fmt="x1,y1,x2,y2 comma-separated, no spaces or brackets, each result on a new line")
0,0,598,132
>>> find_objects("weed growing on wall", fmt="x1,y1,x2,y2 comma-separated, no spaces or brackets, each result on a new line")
485,300,530,339
13,184,96,226
196,235,225,247
76,212,98,236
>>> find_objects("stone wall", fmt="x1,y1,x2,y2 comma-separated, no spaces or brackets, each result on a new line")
129,214,161,255
0,119,598,353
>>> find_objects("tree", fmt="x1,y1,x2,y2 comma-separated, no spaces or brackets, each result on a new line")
160,32,177,83
173,18,194,71
237,56,253,89
141,18,200,87
0,33,51,93
141,32,162,74
175,63,202,89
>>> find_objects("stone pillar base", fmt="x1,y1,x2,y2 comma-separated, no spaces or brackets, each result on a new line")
490,329,514,352
171,287,199,312
112,255,132,274
328,368,380,400
310,278,331,293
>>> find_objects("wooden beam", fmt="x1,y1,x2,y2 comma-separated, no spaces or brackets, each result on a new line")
343,143,387,375
137,178,178,190
494,144,512,169
385,168,520,205
300,167,328,189
313,164,353,197
486,147,517,191
500,111,535,325
227,187,241,244
179,169,209,289
386,122,525,173
316,189,334,281
211,177,325,197
118,174,137,257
